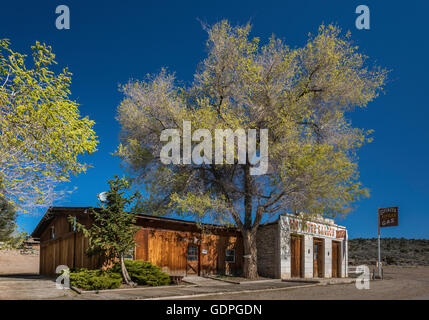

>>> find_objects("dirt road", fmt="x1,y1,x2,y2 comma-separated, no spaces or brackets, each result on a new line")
0,258,427,300
184,266,429,300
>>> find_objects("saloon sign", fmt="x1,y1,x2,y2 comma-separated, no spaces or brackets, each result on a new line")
336,230,347,239
378,207,399,227
284,216,346,239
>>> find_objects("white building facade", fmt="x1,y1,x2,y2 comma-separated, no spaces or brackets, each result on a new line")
257,213,348,279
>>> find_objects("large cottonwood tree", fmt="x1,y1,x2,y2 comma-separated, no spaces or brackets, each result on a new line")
117,21,387,278
0,39,98,211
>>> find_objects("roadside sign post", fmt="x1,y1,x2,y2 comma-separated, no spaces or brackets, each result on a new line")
377,206,399,278
377,216,381,278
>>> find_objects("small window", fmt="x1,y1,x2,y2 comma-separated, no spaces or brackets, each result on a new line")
187,246,198,261
69,217,77,232
225,249,235,263
49,227,55,240
123,247,135,260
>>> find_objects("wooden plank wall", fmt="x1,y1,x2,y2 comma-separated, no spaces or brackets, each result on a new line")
39,213,103,277
39,233,74,276
39,212,104,276
39,233,103,276
39,212,243,277
134,228,243,276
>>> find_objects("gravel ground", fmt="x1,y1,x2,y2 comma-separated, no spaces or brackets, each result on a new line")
1,251,428,300
0,274,75,300
183,266,429,300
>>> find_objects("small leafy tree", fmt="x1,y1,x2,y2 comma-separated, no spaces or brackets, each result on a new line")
69,176,140,286
1,227,28,249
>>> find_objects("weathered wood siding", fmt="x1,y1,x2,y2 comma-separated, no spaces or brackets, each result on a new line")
134,228,243,276
39,233,103,276
37,209,243,277
38,212,103,276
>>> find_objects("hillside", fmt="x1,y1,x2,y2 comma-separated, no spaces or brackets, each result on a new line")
348,238,429,266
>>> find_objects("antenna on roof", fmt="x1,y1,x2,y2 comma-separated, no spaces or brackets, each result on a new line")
97,192,108,202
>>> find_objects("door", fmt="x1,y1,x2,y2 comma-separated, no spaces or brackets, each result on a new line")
332,241,341,278
290,235,302,278
313,239,324,278
186,245,199,275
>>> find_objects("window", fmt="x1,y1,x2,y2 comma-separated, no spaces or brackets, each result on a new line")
187,246,198,261
123,247,135,260
314,244,319,259
49,227,55,240
225,249,235,263
69,217,77,232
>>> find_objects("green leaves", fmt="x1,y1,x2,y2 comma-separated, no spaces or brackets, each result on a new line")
116,20,387,225
69,176,141,262
0,39,98,210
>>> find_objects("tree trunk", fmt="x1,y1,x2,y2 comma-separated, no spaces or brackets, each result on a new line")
242,230,258,279
120,253,136,287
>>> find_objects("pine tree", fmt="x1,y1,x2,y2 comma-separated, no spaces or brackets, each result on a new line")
69,176,140,286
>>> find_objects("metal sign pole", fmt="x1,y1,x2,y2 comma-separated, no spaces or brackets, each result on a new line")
377,211,381,278
377,206,398,279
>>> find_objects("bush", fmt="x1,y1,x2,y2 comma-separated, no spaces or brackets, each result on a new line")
384,255,396,265
69,268,122,291
69,260,171,290
111,260,171,286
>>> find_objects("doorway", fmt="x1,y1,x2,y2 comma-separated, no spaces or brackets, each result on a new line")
313,238,324,278
290,235,303,278
332,241,341,278
186,245,200,275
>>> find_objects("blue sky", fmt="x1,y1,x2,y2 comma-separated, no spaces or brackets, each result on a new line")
2,0,428,239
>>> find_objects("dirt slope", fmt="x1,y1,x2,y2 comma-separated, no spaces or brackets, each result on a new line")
0,250,39,274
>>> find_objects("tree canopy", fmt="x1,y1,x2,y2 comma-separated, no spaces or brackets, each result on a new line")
116,21,387,278
0,39,98,211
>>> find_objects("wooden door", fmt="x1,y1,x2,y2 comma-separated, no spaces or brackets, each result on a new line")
313,239,324,278
290,235,302,278
332,241,340,278
186,245,199,275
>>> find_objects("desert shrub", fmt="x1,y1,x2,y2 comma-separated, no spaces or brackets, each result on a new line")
69,268,122,290
111,260,171,286
384,256,396,265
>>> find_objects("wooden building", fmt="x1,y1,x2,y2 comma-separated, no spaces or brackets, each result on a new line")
32,208,348,279
31,207,243,277
23,237,40,250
